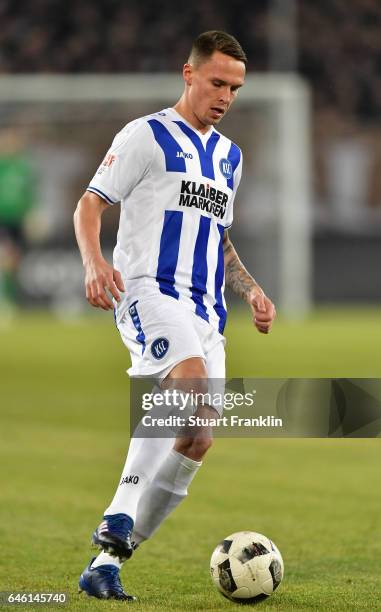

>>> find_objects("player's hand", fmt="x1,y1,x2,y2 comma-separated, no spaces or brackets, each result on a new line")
84,256,125,310
248,286,276,334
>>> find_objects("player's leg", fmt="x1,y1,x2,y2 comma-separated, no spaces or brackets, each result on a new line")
79,296,206,599
91,306,207,557
81,343,224,598
89,430,174,560
79,423,176,599
80,361,207,599
131,340,225,545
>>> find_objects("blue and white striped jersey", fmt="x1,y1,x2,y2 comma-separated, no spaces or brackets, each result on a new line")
87,107,243,334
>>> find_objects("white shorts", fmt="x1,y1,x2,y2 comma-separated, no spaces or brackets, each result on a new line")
114,291,226,382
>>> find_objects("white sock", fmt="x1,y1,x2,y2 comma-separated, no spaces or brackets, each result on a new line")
104,435,174,520
91,551,122,569
104,386,180,520
132,449,202,544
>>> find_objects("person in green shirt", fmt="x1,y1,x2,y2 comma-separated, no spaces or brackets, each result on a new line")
0,128,36,305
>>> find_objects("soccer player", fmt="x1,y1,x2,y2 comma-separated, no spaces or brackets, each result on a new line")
74,30,276,601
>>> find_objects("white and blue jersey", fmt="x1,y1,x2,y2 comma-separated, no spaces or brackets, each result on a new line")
87,107,242,335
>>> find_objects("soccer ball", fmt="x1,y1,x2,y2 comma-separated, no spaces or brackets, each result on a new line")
210,531,284,602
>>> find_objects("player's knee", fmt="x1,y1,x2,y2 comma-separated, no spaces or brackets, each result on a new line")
166,357,208,387
193,435,213,458
163,364,208,402
175,435,213,460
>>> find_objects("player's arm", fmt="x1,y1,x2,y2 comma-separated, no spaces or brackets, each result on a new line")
73,191,124,310
223,230,276,334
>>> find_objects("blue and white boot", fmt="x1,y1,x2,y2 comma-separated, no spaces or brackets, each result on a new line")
79,557,136,601
92,513,134,560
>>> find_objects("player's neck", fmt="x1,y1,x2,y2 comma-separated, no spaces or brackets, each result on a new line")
172,100,212,135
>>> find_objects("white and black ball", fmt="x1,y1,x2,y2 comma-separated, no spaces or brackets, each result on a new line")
210,531,284,602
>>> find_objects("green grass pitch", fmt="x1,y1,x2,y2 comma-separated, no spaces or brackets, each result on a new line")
0,307,380,611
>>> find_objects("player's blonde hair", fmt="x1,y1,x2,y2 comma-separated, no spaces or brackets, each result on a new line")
188,30,247,68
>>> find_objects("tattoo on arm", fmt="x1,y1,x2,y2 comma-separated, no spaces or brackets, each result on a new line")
223,231,257,302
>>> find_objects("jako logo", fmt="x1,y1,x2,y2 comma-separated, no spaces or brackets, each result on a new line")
176,151,193,159
151,337,169,360
219,158,233,179
120,475,139,485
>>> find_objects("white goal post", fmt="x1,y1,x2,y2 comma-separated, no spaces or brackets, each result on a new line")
0,74,312,316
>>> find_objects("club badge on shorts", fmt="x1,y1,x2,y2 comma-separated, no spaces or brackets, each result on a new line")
151,337,170,360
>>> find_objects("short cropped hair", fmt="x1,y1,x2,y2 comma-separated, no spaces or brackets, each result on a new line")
189,30,247,67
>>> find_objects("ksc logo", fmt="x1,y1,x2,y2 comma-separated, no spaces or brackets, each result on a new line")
151,337,169,360
219,158,233,179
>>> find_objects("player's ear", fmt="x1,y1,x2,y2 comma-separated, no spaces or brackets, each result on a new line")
183,63,193,86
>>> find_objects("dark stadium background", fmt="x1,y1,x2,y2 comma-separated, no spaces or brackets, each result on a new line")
0,3,380,610
1,0,381,310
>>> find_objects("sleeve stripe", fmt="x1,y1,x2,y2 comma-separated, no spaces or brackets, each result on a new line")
87,186,118,205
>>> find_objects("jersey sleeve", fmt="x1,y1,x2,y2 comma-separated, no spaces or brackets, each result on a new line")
87,120,155,205
225,149,243,229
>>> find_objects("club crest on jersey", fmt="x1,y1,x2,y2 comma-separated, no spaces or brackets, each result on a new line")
219,158,233,179
151,337,169,360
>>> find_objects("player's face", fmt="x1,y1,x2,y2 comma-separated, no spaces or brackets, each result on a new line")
185,51,246,130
